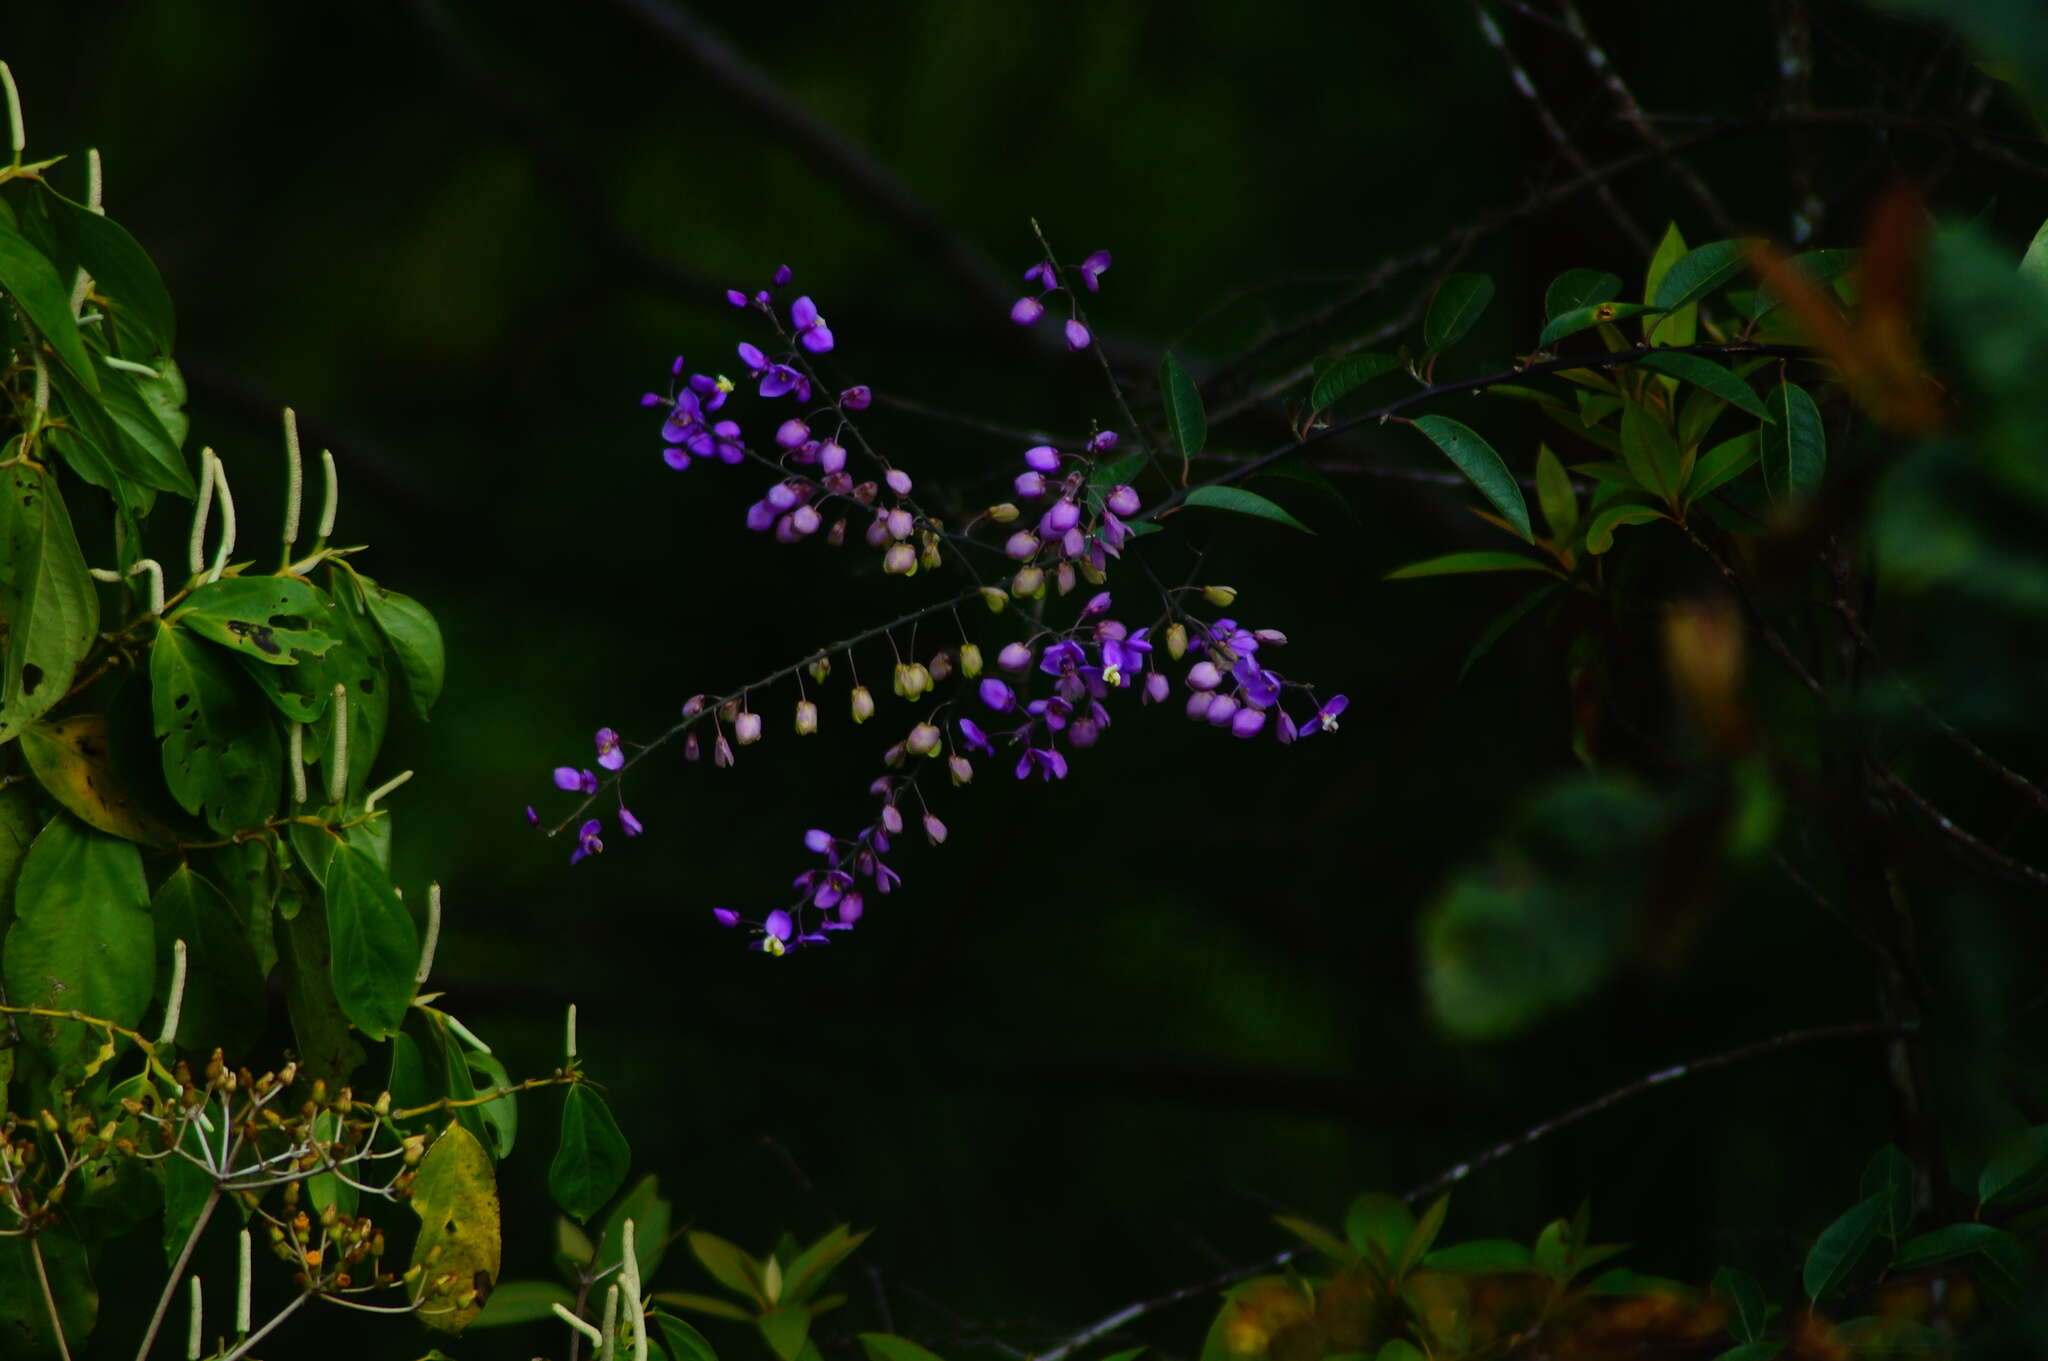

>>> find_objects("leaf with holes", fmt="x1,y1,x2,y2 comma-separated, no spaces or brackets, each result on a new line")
150,622,283,835
171,576,335,666
0,462,99,746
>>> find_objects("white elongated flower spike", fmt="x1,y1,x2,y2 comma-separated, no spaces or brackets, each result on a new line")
288,723,308,804
621,1219,648,1361
328,683,348,805
413,882,442,986
280,408,303,564
236,1229,252,1335
552,1303,603,1348
188,450,217,576
565,1003,578,1061
156,939,187,1046
186,1274,202,1361
0,62,23,159
363,768,413,812
205,449,238,583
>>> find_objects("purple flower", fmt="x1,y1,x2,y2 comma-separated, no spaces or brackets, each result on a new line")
524,805,539,826
1039,639,1086,677
1024,445,1063,473
619,807,645,837
840,385,873,411
1014,746,1069,781
1235,658,1282,709
776,418,811,449
790,296,834,354
554,766,599,794
594,728,625,772
713,907,741,927
978,678,1015,711
1077,249,1112,291
1063,318,1091,351
1106,484,1141,517
1011,297,1045,325
958,716,995,755
1014,471,1047,499
1298,694,1348,737
725,289,750,308
1230,707,1268,739
1087,429,1119,455
757,908,795,955
773,263,793,286
886,468,913,496
570,818,604,865
1023,259,1058,291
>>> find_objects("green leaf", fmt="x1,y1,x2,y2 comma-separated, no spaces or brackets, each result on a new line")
91,363,197,497
1619,401,1689,505
1421,1239,1536,1273
1759,383,1826,502
1533,1219,1571,1277
1539,302,1659,348
151,623,284,834
653,1313,721,1361
171,575,336,666
1396,1194,1449,1276
1859,1146,1915,1236
598,1172,674,1286
1275,1215,1355,1263
551,1085,631,1224
0,220,97,391
1535,445,1577,540
38,187,175,352
688,1230,761,1300
1310,353,1400,409
473,1280,578,1329
0,464,99,745
656,1292,754,1323
1545,269,1623,321
307,1108,358,1222
324,845,420,1040
1344,1193,1415,1264
465,1049,519,1159
1686,431,1760,505
1424,273,1494,354
1892,1222,2023,1271
1710,1342,1784,1361
20,713,178,847
1584,1268,1689,1296
1644,223,1696,347
275,890,365,1086
1413,416,1532,541
1459,584,1561,683
1651,240,1752,313
1803,1194,1884,1301
1636,352,1770,421
409,1122,502,1334
1159,352,1207,459
2,814,152,1075
1751,249,1856,319
1376,1341,1425,1361
1711,1266,1767,1343
0,1232,97,1358
760,1308,812,1361
860,1333,951,1361
151,865,265,1056
358,577,446,718
1384,552,1555,579
1979,1125,2048,1205
1181,485,1313,534
1583,504,1667,555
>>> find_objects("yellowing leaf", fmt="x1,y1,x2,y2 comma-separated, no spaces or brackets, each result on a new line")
20,714,178,847
409,1122,502,1333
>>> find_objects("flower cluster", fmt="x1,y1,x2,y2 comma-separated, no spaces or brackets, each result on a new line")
1003,433,1143,597
1010,248,1111,350
531,728,645,864
1177,615,1346,743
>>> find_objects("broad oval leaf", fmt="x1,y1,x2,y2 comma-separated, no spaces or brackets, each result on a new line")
409,1122,503,1334
172,575,336,666
1545,269,1623,321
358,576,446,718
1583,504,1667,555
1159,352,1207,460
1344,1193,1415,1264
1397,1194,1449,1276
1802,1193,1884,1301
465,1049,519,1160
324,844,419,1039
152,865,265,1056
598,1173,674,1286
1977,1124,2048,1206
1412,416,1531,541
1424,273,1494,354
1385,552,1555,580
1891,1222,2022,1272
1181,485,1313,534
1636,352,1770,421
0,463,99,745
151,623,283,834
1760,383,1826,502
1310,352,1400,410
653,1312,721,1361
1751,249,1856,319
0,1229,98,1356
0,221,97,391
39,187,176,353
1859,1145,1915,1237
759,1308,811,1361
20,714,178,846
1,813,153,1075
551,1085,632,1224
1539,302,1660,348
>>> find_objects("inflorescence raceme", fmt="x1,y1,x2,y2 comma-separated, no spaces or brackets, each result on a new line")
532,250,1346,952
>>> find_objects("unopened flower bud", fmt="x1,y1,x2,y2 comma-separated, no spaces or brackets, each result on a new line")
795,700,819,734
1010,296,1044,325
1014,471,1046,499
684,732,701,761
1024,445,1062,472
920,540,942,571
882,743,906,768
923,813,948,845
881,803,905,834
827,516,847,546
854,480,879,505
714,735,735,767
791,505,822,536
1165,623,1189,660
775,418,810,449
1011,566,1045,598
928,652,953,683
883,542,917,574
979,586,1008,614
682,694,707,717
818,440,847,474
886,508,914,541
1185,691,1215,720
1206,694,1240,727
1046,499,1081,534
1201,584,1238,607
850,686,875,722
948,755,973,785
1230,707,1268,738
866,517,892,548
1064,317,1091,350
1080,559,1107,586
840,385,872,411
808,656,832,683
1144,671,1170,703
988,502,1021,523
1004,531,1040,561
885,468,913,496
1187,660,1222,691
959,643,983,678
906,723,942,756
1054,561,1077,596
1107,485,1141,516
718,698,740,723
998,642,1032,672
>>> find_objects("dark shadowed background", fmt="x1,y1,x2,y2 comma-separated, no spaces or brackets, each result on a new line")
7,2,2044,1357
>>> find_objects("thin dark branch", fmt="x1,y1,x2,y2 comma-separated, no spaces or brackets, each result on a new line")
1030,1020,1908,1361
1873,768,2048,892
592,0,1012,318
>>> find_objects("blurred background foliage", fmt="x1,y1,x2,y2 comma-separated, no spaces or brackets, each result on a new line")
8,1,2048,1356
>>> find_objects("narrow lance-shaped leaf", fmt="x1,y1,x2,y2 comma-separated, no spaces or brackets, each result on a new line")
1803,1194,1884,1301
1159,352,1207,459
1583,504,1667,555
1412,416,1531,541
1310,352,1399,410
1181,485,1313,534
1686,431,1760,505
1711,1266,1767,1343
1644,223,1695,346
1424,273,1494,354
1760,382,1826,502
1545,269,1623,320
1651,240,1754,313
1635,352,1771,421
1860,1145,1915,1236
1535,445,1577,540
1539,302,1660,348
1385,552,1555,580
1619,401,1690,506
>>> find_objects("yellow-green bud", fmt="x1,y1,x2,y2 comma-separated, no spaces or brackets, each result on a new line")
959,643,983,678
906,722,941,757
807,655,832,683
883,542,917,575
909,662,933,694
1166,623,1189,660
987,502,1020,523
1011,566,1046,599
1201,584,1238,607
979,586,1007,614
850,686,875,723
920,540,943,571
794,700,819,735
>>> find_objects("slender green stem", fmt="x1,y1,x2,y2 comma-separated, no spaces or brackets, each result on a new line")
29,1237,72,1361
134,1188,218,1361
215,1291,310,1361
